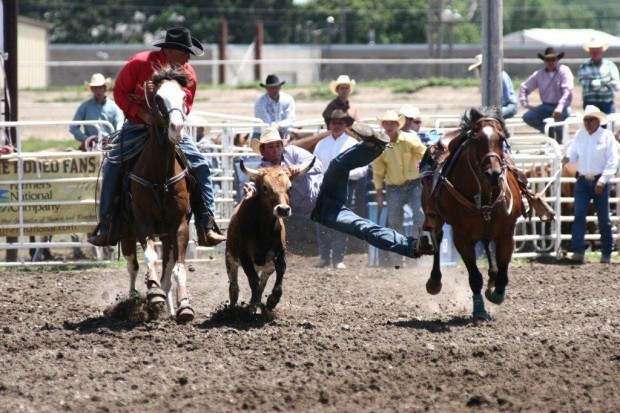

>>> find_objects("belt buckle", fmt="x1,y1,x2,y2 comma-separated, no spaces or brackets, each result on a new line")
583,174,596,181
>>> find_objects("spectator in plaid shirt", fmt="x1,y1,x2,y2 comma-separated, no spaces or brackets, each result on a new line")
578,38,619,114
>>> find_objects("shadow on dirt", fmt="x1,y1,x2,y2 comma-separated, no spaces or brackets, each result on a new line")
63,295,169,333
388,316,482,332
200,303,277,331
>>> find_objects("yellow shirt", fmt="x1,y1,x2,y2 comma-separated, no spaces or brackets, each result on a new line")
373,131,426,189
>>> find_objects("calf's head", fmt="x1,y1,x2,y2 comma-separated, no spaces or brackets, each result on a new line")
241,157,315,218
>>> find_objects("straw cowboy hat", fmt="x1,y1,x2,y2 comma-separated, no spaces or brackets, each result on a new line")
583,37,609,52
537,47,565,61
330,75,356,95
326,109,354,127
152,27,204,56
468,54,483,71
581,105,608,125
250,128,289,155
260,74,285,88
84,73,111,89
377,110,405,129
398,104,421,119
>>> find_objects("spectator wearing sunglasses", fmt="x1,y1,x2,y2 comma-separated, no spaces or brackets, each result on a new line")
519,47,574,142
468,54,518,119
398,104,441,147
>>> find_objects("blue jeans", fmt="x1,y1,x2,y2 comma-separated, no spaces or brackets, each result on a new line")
386,179,423,237
583,100,615,114
312,142,416,258
315,223,347,264
522,103,569,135
571,177,613,256
99,121,215,237
502,103,518,120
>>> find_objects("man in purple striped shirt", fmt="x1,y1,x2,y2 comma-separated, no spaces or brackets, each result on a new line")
519,47,574,142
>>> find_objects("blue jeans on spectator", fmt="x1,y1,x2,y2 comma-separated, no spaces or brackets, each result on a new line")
99,121,215,237
386,179,424,237
315,223,347,265
571,177,613,256
502,103,518,120
312,142,416,258
522,103,570,141
583,100,615,114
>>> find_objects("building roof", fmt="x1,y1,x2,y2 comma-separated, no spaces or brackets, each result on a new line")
503,28,620,48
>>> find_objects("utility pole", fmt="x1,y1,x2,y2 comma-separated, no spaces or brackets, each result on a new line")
254,19,263,82
218,17,228,85
481,0,502,108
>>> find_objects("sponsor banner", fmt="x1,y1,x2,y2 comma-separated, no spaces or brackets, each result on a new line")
0,155,102,236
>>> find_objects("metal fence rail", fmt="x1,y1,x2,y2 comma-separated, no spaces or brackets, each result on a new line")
1,120,618,267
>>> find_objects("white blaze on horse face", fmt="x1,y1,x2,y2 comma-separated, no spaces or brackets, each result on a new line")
482,125,494,140
157,81,186,142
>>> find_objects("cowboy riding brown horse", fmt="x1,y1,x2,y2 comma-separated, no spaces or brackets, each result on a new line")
119,66,195,323
419,107,551,319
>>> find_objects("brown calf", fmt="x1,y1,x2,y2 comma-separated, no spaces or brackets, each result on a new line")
225,158,315,312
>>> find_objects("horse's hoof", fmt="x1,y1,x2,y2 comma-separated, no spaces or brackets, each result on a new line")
485,288,505,305
266,296,279,311
426,278,442,295
147,287,166,304
472,294,490,320
176,305,195,324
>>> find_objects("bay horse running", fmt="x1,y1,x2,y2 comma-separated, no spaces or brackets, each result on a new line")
421,107,524,319
120,66,194,323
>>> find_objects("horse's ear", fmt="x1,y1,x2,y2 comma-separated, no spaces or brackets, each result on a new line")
470,107,484,123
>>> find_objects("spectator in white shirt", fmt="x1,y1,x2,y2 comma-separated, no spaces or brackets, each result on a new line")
312,110,367,269
563,105,619,264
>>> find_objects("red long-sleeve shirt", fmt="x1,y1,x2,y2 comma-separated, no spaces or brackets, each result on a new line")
113,50,197,124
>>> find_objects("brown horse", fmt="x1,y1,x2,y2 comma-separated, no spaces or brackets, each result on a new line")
120,66,194,323
421,107,524,319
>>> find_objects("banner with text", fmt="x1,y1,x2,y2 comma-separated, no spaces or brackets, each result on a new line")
0,154,102,236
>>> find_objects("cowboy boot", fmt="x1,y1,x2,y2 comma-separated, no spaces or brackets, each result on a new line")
195,214,226,247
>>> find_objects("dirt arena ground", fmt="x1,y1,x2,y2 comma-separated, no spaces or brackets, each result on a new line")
1,252,619,412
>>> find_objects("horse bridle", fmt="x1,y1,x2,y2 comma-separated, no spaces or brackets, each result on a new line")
439,117,514,221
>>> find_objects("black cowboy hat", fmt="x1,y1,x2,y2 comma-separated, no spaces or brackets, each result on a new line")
327,109,354,127
152,27,204,57
260,74,285,88
537,47,565,61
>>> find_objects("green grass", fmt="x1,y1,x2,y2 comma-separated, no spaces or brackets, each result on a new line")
19,138,77,152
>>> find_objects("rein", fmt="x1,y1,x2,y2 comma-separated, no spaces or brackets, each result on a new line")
438,120,513,222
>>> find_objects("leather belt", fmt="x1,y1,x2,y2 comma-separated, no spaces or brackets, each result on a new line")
576,172,602,181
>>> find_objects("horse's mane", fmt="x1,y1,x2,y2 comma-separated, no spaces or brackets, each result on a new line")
152,65,192,88
459,106,508,139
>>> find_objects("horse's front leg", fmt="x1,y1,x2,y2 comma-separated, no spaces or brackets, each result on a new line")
140,235,166,306
426,230,444,295
485,237,513,305
120,235,139,297
454,233,488,319
266,248,286,311
482,240,498,289
160,237,176,317
173,221,194,323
